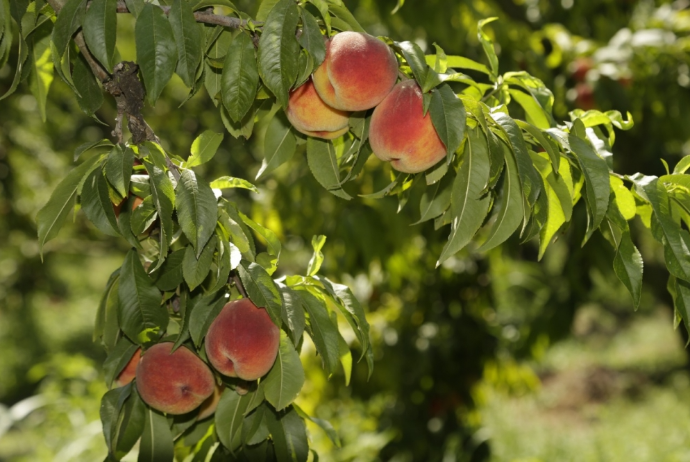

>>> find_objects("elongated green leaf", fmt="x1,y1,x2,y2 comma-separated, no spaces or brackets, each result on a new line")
669,276,690,333
299,290,338,375
176,169,218,255
72,52,104,116
397,41,427,86
215,388,251,452
138,409,174,462
130,196,156,237
210,176,258,193
243,404,269,446
492,112,542,208
429,83,466,157
438,128,491,265
135,3,177,104
146,163,175,269
414,170,454,224
509,89,550,129
307,235,326,276
169,0,202,87
265,406,309,462
569,127,610,241
316,277,371,356
606,197,643,308
0,36,28,101
102,337,137,387
83,0,117,72
104,145,133,198
257,114,296,179
187,130,224,168
264,331,305,411
115,389,146,458
306,138,351,200
152,248,186,291
188,293,226,347
221,32,259,123
534,154,572,257
477,17,498,78
478,139,523,252
94,268,119,345
182,237,216,290
515,120,559,175
100,387,127,455
118,249,167,343
82,167,121,236
52,0,86,58
257,0,300,108
277,284,306,345
27,24,53,122
37,154,102,255
293,404,340,447
238,260,283,326
298,9,326,65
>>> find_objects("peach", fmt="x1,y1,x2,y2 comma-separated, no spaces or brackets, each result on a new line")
369,80,446,173
197,383,224,421
286,79,350,139
115,348,141,387
114,195,144,218
205,299,280,381
312,31,398,111
135,342,215,415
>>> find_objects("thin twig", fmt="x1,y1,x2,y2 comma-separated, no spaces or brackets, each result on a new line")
231,273,249,299
110,0,256,29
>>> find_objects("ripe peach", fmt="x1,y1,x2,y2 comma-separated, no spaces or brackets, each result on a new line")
136,343,215,415
286,79,350,139
369,80,446,173
312,31,398,111
115,348,141,387
197,383,224,421
205,299,280,381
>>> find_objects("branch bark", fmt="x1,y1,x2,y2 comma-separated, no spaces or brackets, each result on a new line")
111,1,256,29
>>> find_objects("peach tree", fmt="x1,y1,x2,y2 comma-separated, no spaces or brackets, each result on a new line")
2,0,690,460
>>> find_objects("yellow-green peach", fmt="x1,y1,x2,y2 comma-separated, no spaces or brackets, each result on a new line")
286,79,350,139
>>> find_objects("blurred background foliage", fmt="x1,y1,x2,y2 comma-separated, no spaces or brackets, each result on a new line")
1,0,690,460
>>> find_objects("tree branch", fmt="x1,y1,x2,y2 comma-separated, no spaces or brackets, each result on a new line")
111,1,256,29
231,272,249,299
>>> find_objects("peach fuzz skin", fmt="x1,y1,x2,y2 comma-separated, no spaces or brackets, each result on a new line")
197,384,225,421
313,31,398,111
286,79,350,140
115,348,141,387
370,80,447,173
205,299,280,381
135,343,215,415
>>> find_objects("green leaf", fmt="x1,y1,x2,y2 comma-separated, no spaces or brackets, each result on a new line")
298,9,326,65
138,409,174,462
414,169,454,224
0,36,28,101
135,3,177,105
293,404,340,447
326,2,365,33
264,331,305,411
81,167,121,237
515,120,559,175
535,154,573,257
606,196,643,309
118,249,167,343
146,163,175,269
492,112,542,209
337,332,352,385
509,89,550,130
27,23,53,122
396,41,427,86
476,17,499,78
239,211,281,262
36,154,102,255
316,277,370,357
74,139,113,162
182,237,217,290
188,293,226,347
277,285,306,346
102,337,137,387
299,290,338,375
306,138,352,200
152,248,186,292
100,387,127,455
611,176,636,220
221,32,259,123
169,0,202,87
307,235,327,276
51,0,86,59
424,54,491,76
210,176,258,193
115,389,146,458
265,406,309,462
94,268,120,346
72,52,104,116
243,404,269,446
429,84,466,158
569,127,610,242
83,0,117,72
669,276,690,334
130,196,157,236
105,145,134,198
187,130,224,167
176,169,218,255
437,128,491,265
215,388,251,452
257,0,300,108
308,0,330,35
257,113,297,179
124,0,144,17
238,260,283,326
478,139,523,252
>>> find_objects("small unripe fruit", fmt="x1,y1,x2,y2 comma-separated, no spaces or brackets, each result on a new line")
313,31,398,111
370,80,446,173
286,79,350,139
205,299,280,381
136,343,215,415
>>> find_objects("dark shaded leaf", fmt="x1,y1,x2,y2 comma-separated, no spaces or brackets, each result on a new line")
83,0,117,71
306,138,351,200
176,169,218,255
135,3,177,104
169,0,202,87
221,32,259,123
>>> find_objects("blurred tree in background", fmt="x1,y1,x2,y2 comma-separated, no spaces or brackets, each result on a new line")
1,0,689,461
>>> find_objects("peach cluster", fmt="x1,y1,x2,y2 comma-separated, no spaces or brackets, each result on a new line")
114,299,279,417
285,31,448,174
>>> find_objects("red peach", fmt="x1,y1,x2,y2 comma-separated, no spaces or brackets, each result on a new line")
115,348,141,387
286,79,350,139
135,343,215,415
204,299,280,381
369,80,447,173
312,31,398,111
197,384,225,421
